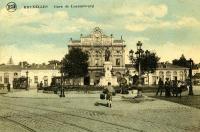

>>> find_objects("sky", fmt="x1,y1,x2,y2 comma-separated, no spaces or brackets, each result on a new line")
0,0,200,64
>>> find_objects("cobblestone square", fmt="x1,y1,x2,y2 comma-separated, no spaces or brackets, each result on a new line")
0,87,200,132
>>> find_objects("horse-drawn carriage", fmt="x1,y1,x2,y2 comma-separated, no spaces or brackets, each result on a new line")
13,77,28,89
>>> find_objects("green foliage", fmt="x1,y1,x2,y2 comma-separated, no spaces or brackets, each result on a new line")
62,48,89,78
48,60,60,65
18,61,30,68
172,54,193,68
135,51,160,74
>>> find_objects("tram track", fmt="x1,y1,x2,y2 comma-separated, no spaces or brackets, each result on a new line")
0,105,94,132
0,100,143,132
0,115,36,132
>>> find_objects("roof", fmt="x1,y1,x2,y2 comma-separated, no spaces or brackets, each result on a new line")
125,63,189,70
0,64,59,71
26,65,60,70
157,63,189,69
0,65,21,71
71,40,81,43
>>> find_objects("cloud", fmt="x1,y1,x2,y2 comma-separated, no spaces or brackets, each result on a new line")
125,16,200,32
176,17,200,28
0,8,97,34
0,43,67,64
114,4,168,18
124,39,200,64
140,42,200,63
113,3,200,32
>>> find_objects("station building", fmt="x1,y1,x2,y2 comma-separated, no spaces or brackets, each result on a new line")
68,27,126,85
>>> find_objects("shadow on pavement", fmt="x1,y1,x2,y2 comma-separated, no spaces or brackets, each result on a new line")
149,94,200,109
94,102,108,107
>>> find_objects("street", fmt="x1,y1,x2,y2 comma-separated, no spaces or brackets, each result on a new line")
0,88,200,132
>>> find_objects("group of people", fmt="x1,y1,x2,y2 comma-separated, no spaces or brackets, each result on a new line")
156,78,184,97
37,81,43,91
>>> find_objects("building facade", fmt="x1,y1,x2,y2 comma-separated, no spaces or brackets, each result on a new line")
126,63,189,85
146,63,189,85
68,27,126,85
0,64,60,88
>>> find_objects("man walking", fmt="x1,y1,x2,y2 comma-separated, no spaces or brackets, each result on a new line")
156,78,164,96
106,82,114,108
7,83,11,92
39,81,43,90
165,78,171,97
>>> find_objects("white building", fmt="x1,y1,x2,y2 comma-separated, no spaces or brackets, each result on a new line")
126,63,189,85
0,64,60,88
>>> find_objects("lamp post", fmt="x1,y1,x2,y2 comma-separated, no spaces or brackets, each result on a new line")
60,60,65,97
136,41,144,97
145,50,150,85
129,41,144,97
26,70,29,90
188,58,194,95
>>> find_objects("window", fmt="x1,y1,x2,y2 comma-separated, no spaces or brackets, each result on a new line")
166,71,171,80
14,72,18,76
173,71,177,80
34,76,38,84
4,73,9,84
0,76,2,83
95,59,99,66
116,58,120,66
179,71,184,81
159,71,164,81
43,76,48,86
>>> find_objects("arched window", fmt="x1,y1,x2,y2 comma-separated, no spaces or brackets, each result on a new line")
159,71,164,80
4,73,9,84
173,71,177,80
179,71,184,81
166,71,171,80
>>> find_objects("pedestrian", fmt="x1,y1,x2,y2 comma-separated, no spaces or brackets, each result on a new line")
37,83,40,92
165,78,171,97
177,81,183,97
39,81,43,89
172,80,178,97
7,82,11,92
105,82,114,108
156,78,164,96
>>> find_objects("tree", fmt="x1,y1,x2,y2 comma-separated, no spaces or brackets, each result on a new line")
172,54,191,68
18,61,30,68
62,48,89,85
134,50,160,85
48,60,60,66
173,55,195,95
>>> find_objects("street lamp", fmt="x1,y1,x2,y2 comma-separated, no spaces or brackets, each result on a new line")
60,60,65,97
129,50,134,64
136,41,144,87
145,50,150,85
188,58,194,95
129,41,144,97
26,70,29,90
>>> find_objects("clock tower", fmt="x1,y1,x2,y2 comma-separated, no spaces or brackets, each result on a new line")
93,27,102,43
68,27,126,85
